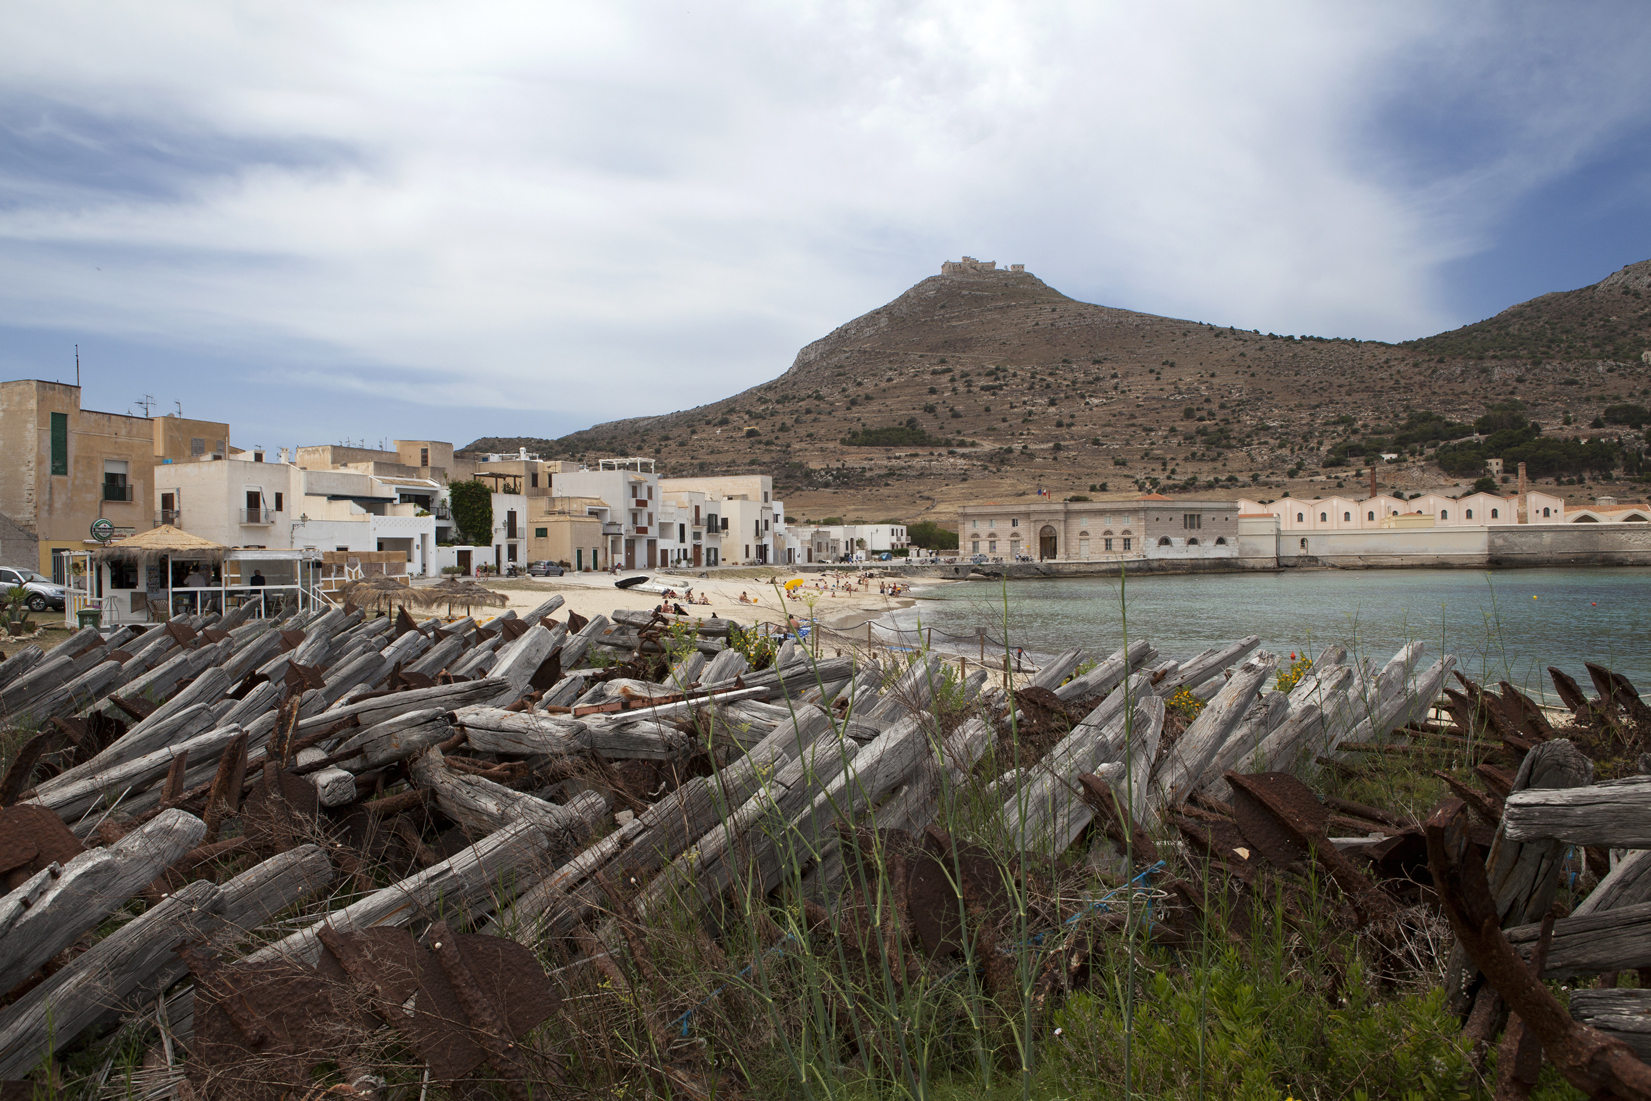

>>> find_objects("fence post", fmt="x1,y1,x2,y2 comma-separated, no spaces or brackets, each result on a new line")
978,627,985,664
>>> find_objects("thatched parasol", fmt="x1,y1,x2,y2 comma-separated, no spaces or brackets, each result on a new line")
341,575,436,615
94,524,226,563
423,577,509,617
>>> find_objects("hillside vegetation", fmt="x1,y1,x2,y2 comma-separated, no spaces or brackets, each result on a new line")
468,259,1651,523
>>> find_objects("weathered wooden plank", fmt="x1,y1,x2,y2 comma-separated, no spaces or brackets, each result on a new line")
1149,656,1275,814
0,843,331,1077
1574,850,1651,917
409,747,606,844
1052,639,1156,703
1568,989,1651,1061
244,818,558,967
329,708,453,772
1153,636,1262,699
1444,738,1593,1013
1504,776,1651,847
28,723,245,821
1506,900,1651,979
0,808,206,995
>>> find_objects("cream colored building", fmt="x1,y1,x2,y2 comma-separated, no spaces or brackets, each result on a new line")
1239,489,1568,531
0,379,229,579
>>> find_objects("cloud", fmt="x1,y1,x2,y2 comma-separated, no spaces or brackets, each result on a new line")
0,1,1647,444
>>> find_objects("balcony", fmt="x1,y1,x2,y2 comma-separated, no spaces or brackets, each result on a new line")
433,504,452,521
239,508,275,525
156,509,180,526
102,483,133,502
601,521,623,536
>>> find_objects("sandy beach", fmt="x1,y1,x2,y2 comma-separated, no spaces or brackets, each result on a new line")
421,568,953,633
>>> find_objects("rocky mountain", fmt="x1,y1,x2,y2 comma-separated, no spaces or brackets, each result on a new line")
465,257,1651,525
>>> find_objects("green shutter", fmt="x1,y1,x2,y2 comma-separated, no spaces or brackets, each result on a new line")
535,527,547,538
49,412,68,476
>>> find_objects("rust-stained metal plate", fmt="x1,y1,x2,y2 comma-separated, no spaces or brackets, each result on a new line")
0,803,84,891
905,831,1012,959
317,925,557,1086
185,950,365,1101
1229,771,1321,870
242,766,320,853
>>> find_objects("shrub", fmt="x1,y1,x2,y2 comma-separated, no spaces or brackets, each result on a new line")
446,480,493,545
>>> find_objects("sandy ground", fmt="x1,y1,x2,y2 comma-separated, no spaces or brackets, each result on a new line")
431,569,952,633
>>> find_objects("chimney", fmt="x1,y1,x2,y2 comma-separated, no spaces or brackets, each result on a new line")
1517,462,1528,523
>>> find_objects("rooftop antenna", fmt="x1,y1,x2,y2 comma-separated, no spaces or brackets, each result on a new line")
75,345,80,388
134,394,155,417
175,400,184,417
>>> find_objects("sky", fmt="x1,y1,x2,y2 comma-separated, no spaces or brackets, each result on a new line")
3,2,1650,451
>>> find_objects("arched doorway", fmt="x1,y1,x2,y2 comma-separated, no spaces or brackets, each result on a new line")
1039,525,1058,560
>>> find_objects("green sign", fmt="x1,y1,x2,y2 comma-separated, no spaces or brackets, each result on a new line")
90,518,114,543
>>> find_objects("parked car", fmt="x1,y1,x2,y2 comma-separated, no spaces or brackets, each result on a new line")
525,561,565,577
971,554,988,565
0,567,67,612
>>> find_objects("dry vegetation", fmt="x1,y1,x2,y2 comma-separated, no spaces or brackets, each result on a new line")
469,260,1651,527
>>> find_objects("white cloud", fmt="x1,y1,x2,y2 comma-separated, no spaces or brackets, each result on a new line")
0,1,1648,441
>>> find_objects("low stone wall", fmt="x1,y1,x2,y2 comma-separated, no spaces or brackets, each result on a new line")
889,522,1651,578
1488,523,1651,567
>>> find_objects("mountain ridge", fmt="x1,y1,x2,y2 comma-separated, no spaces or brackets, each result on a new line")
467,257,1651,523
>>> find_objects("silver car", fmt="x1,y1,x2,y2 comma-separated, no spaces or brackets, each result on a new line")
0,567,68,612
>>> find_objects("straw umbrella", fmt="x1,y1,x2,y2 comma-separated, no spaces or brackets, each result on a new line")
341,575,436,616
423,577,509,618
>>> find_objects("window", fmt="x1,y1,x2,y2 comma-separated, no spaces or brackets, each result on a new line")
1367,511,1375,521
679,523,686,542
763,491,769,502
1122,538,1131,551
1187,537,1198,546
1011,518,1019,527
1543,507,1551,518
1104,538,1113,552
1491,508,1499,519
535,527,548,538
274,492,283,512
1158,536,1172,546
530,473,539,488
420,447,429,467
1300,537,1308,549
989,519,996,529
988,540,997,551
50,412,68,475
1465,509,1472,519
971,540,980,552
191,437,205,457
1319,512,1327,522
972,520,979,529
103,460,129,501
1296,513,1304,522
1183,513,1202,530
1215,536,1226,545
1343,512,1350,521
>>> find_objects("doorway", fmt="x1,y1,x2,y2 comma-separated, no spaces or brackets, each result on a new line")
1039,525,1058,560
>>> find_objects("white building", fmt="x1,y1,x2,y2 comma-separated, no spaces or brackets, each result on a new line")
553,457,661,569
157,454,438,574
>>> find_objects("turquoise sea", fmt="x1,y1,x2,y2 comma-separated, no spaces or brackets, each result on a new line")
883,567,1651,703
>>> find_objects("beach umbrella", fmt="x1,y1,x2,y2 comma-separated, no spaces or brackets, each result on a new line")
785,579,804,592
341,576,436,615
424,577,509,616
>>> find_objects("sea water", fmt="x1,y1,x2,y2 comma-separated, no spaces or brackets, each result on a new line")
886,566,1651,703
